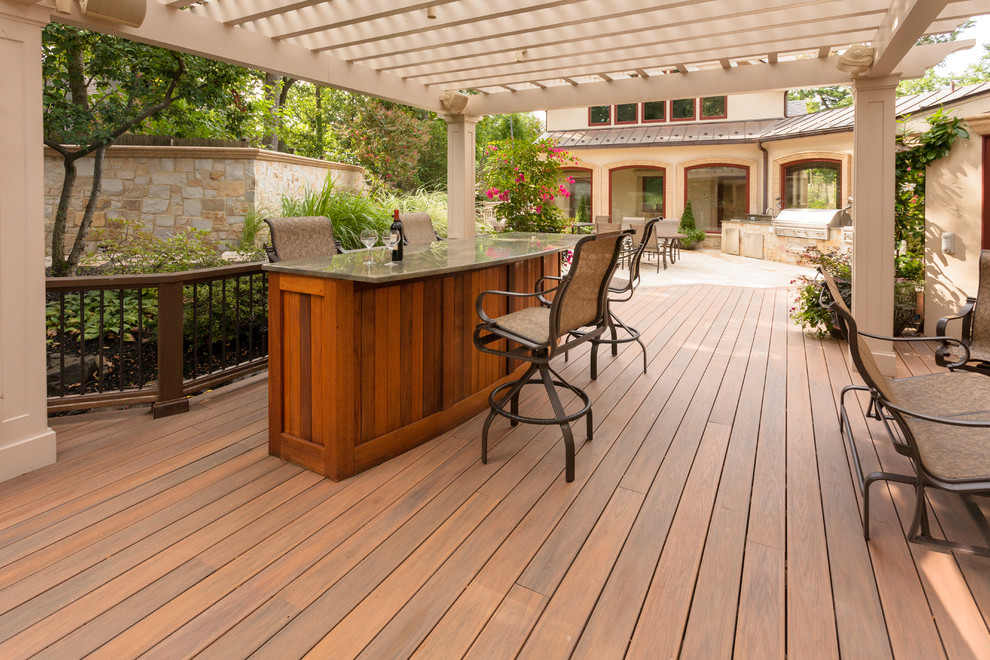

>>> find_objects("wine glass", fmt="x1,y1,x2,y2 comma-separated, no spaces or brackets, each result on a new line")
360,229,378,265
381,230,398,266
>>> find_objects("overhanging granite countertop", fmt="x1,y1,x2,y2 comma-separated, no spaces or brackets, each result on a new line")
262,232,582,284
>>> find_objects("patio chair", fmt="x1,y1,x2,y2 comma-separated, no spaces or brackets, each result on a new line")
820,269,990,557
473,230,630,482
655,219,684,268
398,211,442,246
936,249,990,376
569,217,659,378
263,216,345,262
595,217,620,234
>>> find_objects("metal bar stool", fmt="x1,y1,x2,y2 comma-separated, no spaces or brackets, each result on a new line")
472,231,630,482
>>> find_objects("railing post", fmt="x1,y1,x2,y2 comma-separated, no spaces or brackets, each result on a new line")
153,280,189,418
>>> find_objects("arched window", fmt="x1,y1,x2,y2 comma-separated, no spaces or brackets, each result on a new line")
555,167,592,222
782,159,841,209
609,166,666,220
684,164,749,232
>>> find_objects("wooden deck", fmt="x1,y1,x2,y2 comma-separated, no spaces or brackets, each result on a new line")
2,283,989,659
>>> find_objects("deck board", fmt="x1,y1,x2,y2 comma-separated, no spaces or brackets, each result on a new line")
1,283,989,659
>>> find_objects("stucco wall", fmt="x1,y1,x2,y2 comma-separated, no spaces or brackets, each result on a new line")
924,106,990,336
44,145,364,255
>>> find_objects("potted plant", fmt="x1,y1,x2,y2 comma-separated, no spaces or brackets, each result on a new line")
678,201,707,249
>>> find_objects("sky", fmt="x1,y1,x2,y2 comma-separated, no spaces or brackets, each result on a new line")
940,13,990,74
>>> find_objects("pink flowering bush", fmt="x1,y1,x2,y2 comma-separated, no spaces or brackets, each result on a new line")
481,138,577,232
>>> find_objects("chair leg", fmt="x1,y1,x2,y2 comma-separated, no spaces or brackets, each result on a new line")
590,338,600,380
481,409,497,464
539,363,576,483
611,310,646,374
908,480,929,542
608,314,619,357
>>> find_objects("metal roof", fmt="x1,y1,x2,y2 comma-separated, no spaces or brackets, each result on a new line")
544,82,990,148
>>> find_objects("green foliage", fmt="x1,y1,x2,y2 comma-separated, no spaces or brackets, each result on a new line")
280,180,388,249
677,201,707,248
86,218,227,274
46,289,157,342
895,109,968,254
786,86,853,113
481,138,576,232
374,188,450,238
344,101,430,191
790,246,851,335
896,252,925,284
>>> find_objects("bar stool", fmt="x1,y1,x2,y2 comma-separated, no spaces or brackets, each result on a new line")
472,231,630,482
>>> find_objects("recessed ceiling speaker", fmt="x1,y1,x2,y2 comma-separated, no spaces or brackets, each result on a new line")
79,0,147,27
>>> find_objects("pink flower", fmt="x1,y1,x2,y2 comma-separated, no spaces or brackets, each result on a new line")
516,173,525,183
567,176,575,184
535,206,543,213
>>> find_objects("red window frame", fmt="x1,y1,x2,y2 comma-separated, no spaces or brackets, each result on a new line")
641,101,667,123
670,98,697,122
614,103,638,125
983,135,989,250
700,95,728,120
780,158,842,210
561,166,593,220
588,105,611,126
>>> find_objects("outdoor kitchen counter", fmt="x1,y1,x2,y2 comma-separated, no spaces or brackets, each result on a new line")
263,232,580,480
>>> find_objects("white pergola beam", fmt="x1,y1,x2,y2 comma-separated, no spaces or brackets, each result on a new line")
389,8,889,83
327,0,886,66
870,0,950,77
53,0,444,112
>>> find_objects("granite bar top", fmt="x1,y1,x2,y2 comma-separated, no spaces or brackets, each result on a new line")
262,232,582,284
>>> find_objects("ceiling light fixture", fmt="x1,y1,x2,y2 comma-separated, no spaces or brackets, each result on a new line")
427,6,437,19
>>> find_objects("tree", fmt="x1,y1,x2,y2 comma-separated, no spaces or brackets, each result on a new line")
43,25,246,276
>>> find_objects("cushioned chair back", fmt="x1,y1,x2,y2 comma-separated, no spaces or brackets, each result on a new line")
626,217,659,287
595,218,621,234
820,269,895,402
553,232,628,337
973,249,990,352
264,216,340,262
656,219,682,236
398,212,439,246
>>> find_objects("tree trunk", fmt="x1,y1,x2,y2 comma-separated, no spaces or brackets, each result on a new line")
314,85,323,156
50,156,78,277
65,145,106,275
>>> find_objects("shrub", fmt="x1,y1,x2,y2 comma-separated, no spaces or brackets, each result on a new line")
86,218,227,274
280,180,387,250
678,201,707,249
790,246,851,336
481,137,576,233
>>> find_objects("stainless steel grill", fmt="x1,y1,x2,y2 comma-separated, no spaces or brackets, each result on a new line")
772,207,851,240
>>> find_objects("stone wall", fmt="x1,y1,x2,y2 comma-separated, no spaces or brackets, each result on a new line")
44,145,365,255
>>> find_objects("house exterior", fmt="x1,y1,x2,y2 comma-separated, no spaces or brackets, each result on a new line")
543,84,990,261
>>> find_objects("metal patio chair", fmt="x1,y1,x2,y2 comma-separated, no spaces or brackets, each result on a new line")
473,230,630,482
936,249,990,376
263,216,345,262
398,211,442,247
821,269,990,557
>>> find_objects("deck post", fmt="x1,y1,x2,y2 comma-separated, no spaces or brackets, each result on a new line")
0,3,57,482
444,113,479,240
851,75,899,375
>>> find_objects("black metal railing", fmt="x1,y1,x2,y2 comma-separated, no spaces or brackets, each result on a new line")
46,263,268,417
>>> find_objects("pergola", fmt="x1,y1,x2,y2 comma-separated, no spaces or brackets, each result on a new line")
0,0,980,481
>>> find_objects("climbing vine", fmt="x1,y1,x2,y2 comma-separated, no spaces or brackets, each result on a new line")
895,108,968,254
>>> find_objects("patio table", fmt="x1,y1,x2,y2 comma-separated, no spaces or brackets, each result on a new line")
262,232,580,480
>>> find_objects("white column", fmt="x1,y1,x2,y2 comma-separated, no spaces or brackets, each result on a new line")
0,3,57,482
851,76,899,375
444,114,479,240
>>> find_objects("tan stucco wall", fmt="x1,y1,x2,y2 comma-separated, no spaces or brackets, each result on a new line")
44,146,364,255
924,105,990,336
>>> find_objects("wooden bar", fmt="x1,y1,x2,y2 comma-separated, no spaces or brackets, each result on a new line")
264,233,576,480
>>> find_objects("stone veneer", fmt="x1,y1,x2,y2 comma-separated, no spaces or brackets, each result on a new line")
44,145,365,255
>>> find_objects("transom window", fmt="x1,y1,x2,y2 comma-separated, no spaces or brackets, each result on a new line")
642,101,666,122
783,160,841,209
700,96,727,119
615,103,637,124
671,98,696,121
589,105,610,125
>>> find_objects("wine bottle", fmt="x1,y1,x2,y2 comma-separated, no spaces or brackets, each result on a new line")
390,209,404,262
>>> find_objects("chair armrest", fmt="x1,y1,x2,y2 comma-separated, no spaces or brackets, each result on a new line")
264,244,278,262
882,400,990,428
935,297,976,336
857,330,972,369
475,287,561,324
